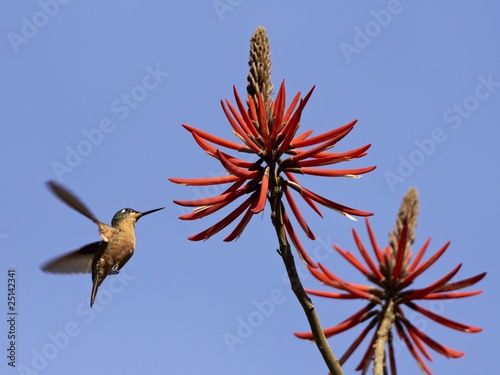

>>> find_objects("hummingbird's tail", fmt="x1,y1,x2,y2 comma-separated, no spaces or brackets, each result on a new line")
90,275,102,307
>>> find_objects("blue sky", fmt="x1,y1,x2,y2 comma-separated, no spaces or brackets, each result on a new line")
1,1,499,374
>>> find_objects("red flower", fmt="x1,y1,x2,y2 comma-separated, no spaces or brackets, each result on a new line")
295,218,485,374
170,82,375,267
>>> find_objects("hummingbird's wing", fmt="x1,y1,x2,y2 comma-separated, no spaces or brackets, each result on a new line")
47,181,102,225
46,181,118,242
41,241,101,274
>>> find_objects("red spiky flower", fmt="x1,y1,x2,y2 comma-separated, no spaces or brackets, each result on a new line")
295,218,485,374
169,81,375,267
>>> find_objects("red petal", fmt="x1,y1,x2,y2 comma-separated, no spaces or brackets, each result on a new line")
339,316,378,365
403,264,462,301
352,228,384,280
318,263,379,302
217,150,260,180
223,207,254,242
305,289,359,299
169,175,240,186
297,165,375,178
291,119,357,148
286,182,373,218
282,90,301,123
221,100,262,154
395,320,433,374
423,290,483,299
295,303,376,339
401,318,464,358
283,187,315,239
179,179,246,220
283,212,317,268
256,94,271,152
402,242,450,285
188,195,254,241
250,167,268,213
182,124,248,152
284,172,323,217
434,272,486,292
333,244,371,276
406,301,482,332
408,237,431,273
365,219,384,264
294,144,371,167
271,81,286,139
173,184,256,207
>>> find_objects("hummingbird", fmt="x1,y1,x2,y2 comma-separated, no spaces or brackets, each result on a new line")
41,181,164,307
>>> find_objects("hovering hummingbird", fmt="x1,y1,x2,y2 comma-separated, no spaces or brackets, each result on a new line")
41,181,164,307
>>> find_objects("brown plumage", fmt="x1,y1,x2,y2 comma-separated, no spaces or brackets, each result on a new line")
42,181,164,306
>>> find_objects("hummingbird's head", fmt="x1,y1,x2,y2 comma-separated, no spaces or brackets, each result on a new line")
111,207,164,227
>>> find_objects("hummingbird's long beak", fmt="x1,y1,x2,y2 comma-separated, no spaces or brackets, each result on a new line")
138,207,165,218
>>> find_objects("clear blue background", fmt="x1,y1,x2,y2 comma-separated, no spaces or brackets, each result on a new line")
1,1,498,374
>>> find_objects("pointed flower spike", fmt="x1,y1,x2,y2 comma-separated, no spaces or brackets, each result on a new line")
392,218,408,280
